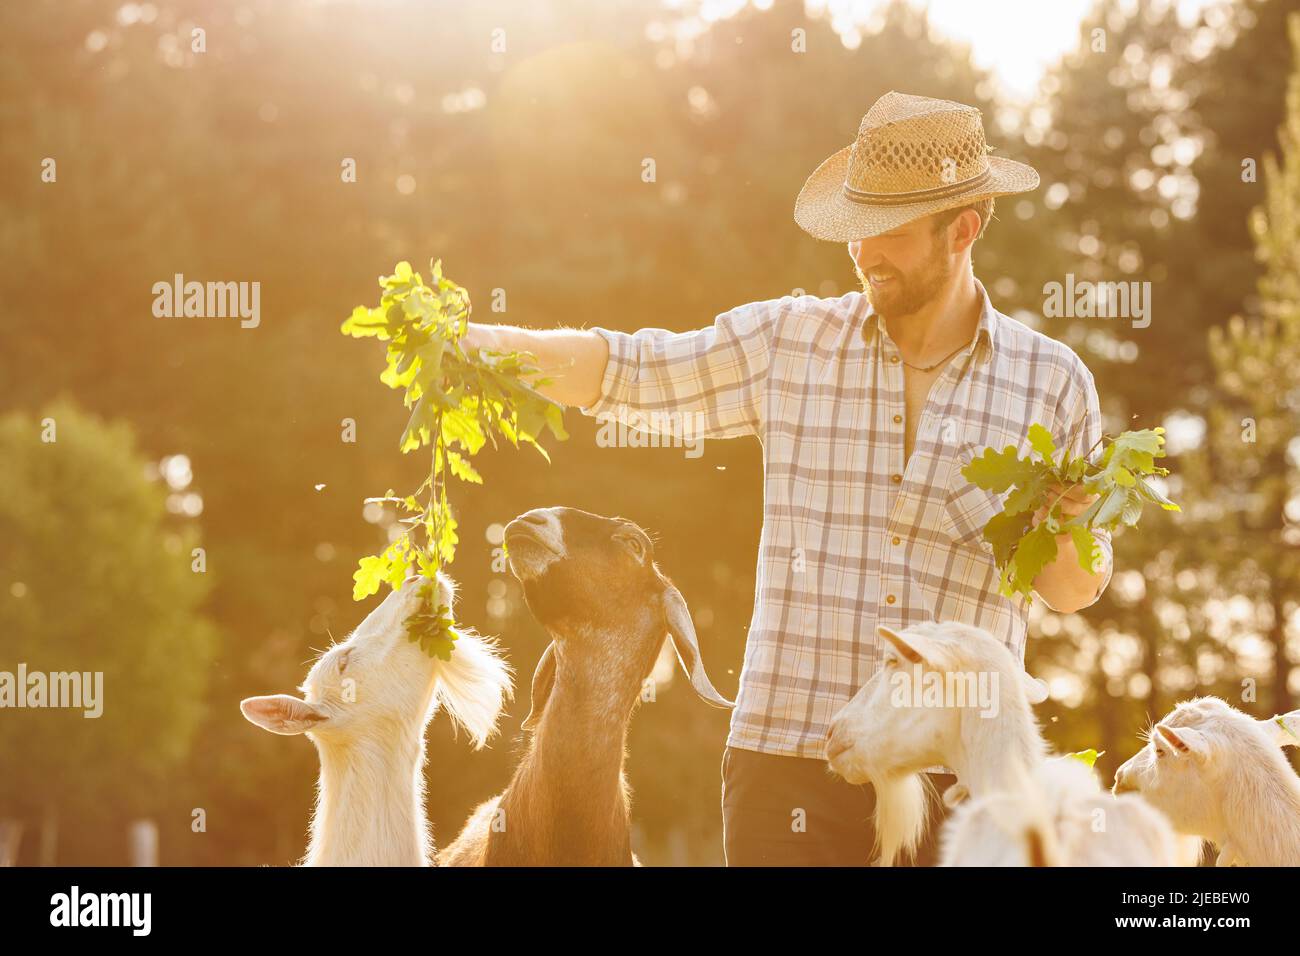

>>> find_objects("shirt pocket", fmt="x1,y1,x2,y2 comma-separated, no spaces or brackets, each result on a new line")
942,441,1007,554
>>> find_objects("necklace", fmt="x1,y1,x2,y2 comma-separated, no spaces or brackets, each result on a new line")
900,340,969,372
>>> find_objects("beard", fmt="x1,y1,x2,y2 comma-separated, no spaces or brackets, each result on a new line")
856,235,953,319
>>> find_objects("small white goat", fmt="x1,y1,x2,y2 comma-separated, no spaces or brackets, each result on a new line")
241,573,512,866
826,621,1182,866
1113,696,1300,866
940,756,1195,866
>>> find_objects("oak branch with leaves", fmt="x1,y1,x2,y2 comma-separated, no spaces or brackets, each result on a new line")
961,424,1181,603
341,260,567,658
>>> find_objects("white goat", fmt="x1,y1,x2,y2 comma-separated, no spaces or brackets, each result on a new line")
826,621,1182,866
1113,696,1300,866
241,573,512,866
940,756,1196,866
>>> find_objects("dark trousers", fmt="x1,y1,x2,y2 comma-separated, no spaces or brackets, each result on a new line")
721,745,955,866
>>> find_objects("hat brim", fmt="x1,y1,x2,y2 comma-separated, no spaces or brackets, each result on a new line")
793,144,1040,242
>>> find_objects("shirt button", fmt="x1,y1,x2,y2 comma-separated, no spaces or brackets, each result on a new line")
892,414,902,424
890,474,902,484
885,594,897,605
890,355,900,364
892,536,901,546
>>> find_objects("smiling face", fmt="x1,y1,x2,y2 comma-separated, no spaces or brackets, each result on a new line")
241,573,456,741
848,209,975,319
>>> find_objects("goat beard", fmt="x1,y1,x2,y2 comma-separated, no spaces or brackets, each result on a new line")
871,772,931,867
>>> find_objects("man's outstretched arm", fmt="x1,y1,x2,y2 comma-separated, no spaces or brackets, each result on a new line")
463,324,609,409
464,300,776,442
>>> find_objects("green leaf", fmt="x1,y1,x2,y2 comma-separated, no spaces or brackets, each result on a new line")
1068,524,1103,574
383,540,411,591
351,554,388,601
441,408,487,455
545,402,569,441
1027,423,1057,464
966,425,1179,606
1133,474,1181,512
1003,470,1052,516
445,449,483,484
526,436,551,464
1063,454,1089,482
342,258,572,658
1099,428,1165,484
1093,487,1129,528
1276,716,1299,743
984,510,1035,567
962,446,1048,493
1010,522,1058,598
1120,494,1143,527
1067,749,1105,767
400,396,433,453
341,305,391,339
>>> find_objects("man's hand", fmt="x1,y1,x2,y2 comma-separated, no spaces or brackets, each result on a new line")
459,322,608,409
460,321,497,356
1030,481,1108,613
1032,481,1097,526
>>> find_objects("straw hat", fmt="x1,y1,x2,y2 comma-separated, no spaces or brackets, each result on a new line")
794,91,1039,242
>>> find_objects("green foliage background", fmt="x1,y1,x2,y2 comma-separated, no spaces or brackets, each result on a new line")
0,402,217,857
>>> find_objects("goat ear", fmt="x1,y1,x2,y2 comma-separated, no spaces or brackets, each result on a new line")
1155,723,1209,760
1263,711,1300,748
240,695,327,735
663,585,734,709
877,625,925,665
521,642,557,734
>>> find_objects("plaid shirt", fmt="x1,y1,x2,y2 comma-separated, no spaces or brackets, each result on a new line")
583,282,1112,759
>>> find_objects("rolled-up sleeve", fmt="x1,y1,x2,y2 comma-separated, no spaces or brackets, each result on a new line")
579,298,777,441
1056,355,1113,601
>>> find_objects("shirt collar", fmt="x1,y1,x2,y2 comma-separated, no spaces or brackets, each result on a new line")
972,279,999,363
864,278,999,365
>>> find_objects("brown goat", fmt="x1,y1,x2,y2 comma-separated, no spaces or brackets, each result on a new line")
438,506,732,866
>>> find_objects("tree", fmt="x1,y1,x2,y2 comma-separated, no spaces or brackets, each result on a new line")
1012,0,1297,778
0,401,218,864
1199,9,1300,716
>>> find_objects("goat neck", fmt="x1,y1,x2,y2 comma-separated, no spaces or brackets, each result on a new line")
1215,745,1300,866
493,613,661,865
950,680,1048,798
307,718,431,867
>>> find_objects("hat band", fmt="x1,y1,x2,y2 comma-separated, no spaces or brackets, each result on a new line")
842,166,993,206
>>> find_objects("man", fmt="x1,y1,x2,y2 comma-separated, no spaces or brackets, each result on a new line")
464,91,1112,865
